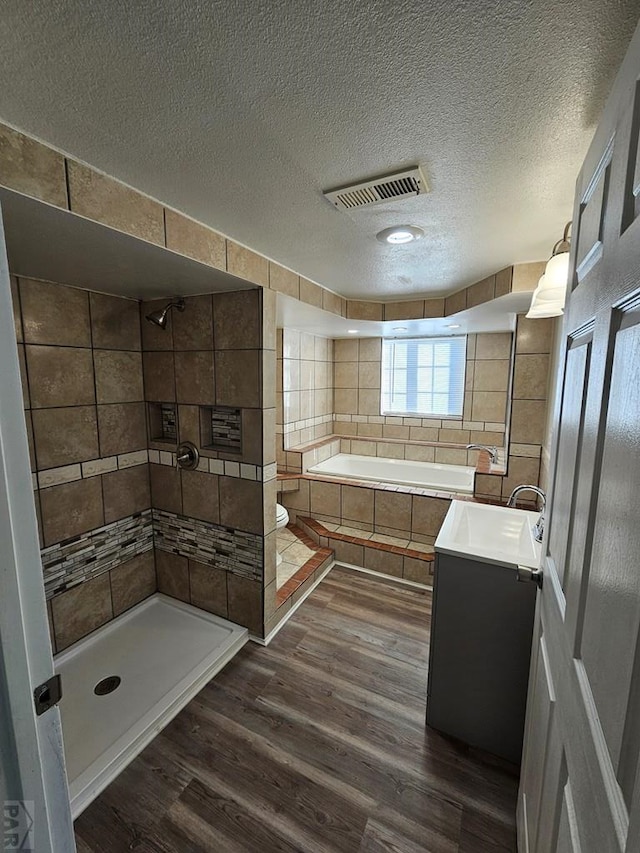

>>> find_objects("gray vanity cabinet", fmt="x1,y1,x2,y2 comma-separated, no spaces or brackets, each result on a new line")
426,551,536,764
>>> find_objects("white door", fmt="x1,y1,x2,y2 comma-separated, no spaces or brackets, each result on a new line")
0,205,75,851
518,18,640,853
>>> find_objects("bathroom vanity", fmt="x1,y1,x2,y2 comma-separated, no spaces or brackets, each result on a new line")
426,501,541,764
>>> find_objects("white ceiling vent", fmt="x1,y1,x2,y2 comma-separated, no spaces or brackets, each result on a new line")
323,166,429,211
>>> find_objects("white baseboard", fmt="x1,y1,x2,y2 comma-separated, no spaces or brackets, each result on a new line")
250,561,335,646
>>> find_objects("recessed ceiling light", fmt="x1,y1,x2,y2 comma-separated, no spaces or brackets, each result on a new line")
347,329,359,334
376,225,424,244
393,326,407,332
447,324,461,329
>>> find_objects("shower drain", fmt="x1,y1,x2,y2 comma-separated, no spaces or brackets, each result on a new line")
94,676,121,696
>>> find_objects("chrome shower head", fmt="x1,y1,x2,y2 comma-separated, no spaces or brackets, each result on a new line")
145,298,185,329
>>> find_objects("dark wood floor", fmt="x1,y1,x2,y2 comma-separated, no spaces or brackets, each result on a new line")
75,567,518,852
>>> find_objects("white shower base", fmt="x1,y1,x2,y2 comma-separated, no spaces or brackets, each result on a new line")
55,593,248,818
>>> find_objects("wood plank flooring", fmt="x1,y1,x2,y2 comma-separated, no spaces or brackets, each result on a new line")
75,567,518,852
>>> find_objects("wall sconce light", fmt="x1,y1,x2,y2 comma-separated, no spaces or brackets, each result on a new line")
526,222,571,319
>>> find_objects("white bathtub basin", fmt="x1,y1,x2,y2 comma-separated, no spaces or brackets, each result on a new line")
435,500,542,568
307,453,475,494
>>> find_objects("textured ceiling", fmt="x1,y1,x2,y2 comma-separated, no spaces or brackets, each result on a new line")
0,0,638,299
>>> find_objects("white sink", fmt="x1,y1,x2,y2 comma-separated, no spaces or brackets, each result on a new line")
435,500,542,568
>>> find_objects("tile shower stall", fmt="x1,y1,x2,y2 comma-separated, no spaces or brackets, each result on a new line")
10,279,280,646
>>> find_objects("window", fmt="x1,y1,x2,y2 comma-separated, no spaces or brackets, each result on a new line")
381,336,466,418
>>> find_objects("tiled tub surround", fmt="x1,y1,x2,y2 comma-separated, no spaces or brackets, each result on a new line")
276,329,334,453
332,333,512,450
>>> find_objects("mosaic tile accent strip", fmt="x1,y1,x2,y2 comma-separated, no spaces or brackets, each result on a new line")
153,509,263,582
42,510,153,600
161,403,177,441
210,407,242,450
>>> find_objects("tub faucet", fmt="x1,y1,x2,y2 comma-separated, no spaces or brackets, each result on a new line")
466,444,498,464
507,485,546,543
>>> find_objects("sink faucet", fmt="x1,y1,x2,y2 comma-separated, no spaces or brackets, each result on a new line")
507,485,546,543
466,444,498,464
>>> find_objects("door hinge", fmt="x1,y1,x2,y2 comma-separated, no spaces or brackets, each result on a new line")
33,674,62,716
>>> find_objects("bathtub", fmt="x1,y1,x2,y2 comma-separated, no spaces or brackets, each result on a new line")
307,453,476,495
55,593,247,817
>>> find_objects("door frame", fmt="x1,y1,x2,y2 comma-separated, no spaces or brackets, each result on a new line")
0,202,75,852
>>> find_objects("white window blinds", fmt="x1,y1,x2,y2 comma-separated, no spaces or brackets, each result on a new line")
381,336,467,418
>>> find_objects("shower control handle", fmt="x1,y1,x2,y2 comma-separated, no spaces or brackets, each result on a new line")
176,441,200,471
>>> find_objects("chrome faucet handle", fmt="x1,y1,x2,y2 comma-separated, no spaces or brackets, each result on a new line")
466,444,498,463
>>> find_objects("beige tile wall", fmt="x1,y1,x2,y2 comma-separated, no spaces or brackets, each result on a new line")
332,333,511,449
276,329,334,457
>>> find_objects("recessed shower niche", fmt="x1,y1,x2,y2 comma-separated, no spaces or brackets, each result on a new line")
201,406,242,453
148,402,178,444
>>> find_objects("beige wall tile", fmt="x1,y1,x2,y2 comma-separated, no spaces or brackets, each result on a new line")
475,333,512,360
342,485,374,524
227,574,263,635
141,299,174,350
172,295,213,351
347,301,383,321
466,275,495,308
97,402,147,456
103,464,151,523
469,430,505,445
510,399,547,444
143,351,176,402
67,160,164,244
409,426,439,442
384,300,424,321
27,345,95,408
364,547,403,577
473,359,511,392
20,278,90,347
358,389,380,416
423,298,446,318
334,361,358,389
32,406,99,469
40,476,104,546
269,263,299,298
175,351,215,405
156,549,190,602
435,447,468,465
495,267,512,297
182,470,220,524
471,391,507,423
375,491,412,532
90,292,141,351
334,339,359,361
280,478,310,512
322,289,344,316
376,441,404,459
383,425,410,440
262,288,277,352
227,241,269,287
356,423,383,438
513,353,550,400
333,539,364,566
403,557,431,583
219,476,263,533
438,428,469,444
95,350,144,403
405,444,435,462
475,473,502,497
149,463,182,514
189,560,228,618
212,290,262,350
445,288,467,316
516,315,556,354
164,209,226,268
215,350,261,407
52,573,112,651
111,551,156,615
299,277,323,308
512,262,545,293
358,338,381,362
334,388,353,414
501,455,542,498
358,361,381,389
0,124,67,207
412,495,450,537
310,480,341,517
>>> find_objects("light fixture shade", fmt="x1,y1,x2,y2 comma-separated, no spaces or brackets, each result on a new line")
543,251,570,289
526,302,564,319
526,286,564,318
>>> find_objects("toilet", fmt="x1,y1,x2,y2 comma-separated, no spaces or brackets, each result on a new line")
275,503,290,566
